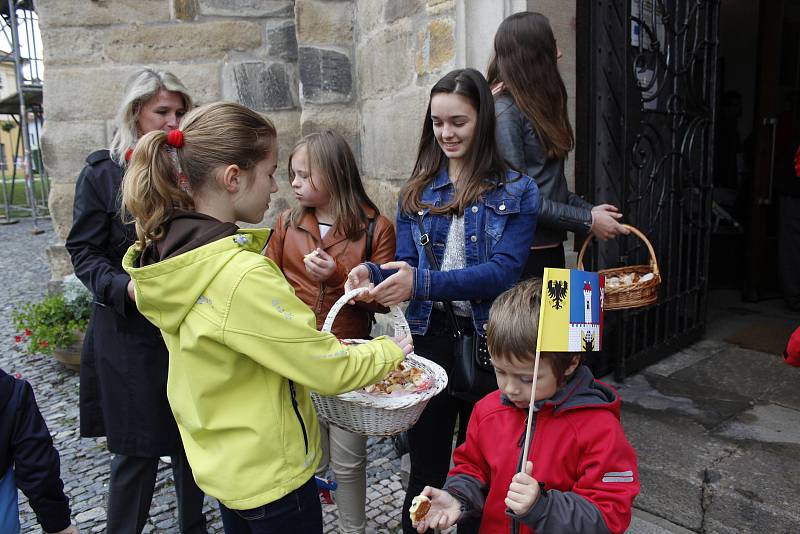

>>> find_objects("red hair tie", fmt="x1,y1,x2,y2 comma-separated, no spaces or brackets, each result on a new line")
124,147,134,162
166,129,184,148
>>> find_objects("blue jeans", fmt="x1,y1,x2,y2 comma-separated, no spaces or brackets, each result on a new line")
218,477,322,534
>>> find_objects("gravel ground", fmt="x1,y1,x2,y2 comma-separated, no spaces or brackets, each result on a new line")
0,219,407,533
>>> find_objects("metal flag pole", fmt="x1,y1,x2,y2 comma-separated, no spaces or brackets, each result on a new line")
520,269,550,464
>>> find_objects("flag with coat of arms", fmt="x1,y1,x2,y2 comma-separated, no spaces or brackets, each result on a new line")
537,267,604,352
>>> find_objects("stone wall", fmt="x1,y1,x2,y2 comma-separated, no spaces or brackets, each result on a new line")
39,0,577,282
355,0,457,219
39,0,303,285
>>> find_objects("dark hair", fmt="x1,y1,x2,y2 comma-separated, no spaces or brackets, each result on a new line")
400,68,508,216
487,278,581,386
286,129,379,240
487,12,574,160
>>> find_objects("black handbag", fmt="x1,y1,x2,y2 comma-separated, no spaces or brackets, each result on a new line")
416,216,497,403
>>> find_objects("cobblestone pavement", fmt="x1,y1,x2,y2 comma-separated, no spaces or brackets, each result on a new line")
1,220,408,533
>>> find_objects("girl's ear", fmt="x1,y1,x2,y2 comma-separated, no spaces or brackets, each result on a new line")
219,164,243,193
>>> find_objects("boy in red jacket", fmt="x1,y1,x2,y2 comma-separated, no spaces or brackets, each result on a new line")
411,279,639,534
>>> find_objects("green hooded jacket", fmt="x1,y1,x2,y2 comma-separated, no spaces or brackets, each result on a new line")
122,228,403,510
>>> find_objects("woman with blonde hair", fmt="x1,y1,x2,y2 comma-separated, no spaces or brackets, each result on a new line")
65,68,206,533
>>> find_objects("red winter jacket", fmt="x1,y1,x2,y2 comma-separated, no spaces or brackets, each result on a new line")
444,366,639,534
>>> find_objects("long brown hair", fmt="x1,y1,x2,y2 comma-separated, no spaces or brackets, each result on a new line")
400,68,508,216
487,12,574,160
286,129,379,240
122,102,277,245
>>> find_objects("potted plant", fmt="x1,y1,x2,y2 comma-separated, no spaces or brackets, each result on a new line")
12,275,92,371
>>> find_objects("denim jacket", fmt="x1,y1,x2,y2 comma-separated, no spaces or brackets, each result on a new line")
365,168,539,335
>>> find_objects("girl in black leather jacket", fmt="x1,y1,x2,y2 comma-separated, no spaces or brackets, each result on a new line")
488,11,629,278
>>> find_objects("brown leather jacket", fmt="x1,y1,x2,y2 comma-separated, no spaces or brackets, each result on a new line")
265,207,396,339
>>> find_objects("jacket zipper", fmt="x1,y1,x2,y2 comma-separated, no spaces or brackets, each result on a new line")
288,380,309,454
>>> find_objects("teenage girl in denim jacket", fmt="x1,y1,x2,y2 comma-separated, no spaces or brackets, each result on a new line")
346,68,539,534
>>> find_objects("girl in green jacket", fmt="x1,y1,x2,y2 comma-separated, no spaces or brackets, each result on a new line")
120,102,412,534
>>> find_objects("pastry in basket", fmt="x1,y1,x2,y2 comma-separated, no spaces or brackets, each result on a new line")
364,361,431,395
409,494,431,523
606,272,646,289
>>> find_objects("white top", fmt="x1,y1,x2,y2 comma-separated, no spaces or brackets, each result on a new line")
434,215,471,317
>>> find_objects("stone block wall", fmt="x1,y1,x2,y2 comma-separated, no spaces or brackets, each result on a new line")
38,0,576,282
355,0,457,220
38,0,303,284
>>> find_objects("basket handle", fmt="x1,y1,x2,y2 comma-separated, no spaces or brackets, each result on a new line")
577,224,660,277
322,287,411,339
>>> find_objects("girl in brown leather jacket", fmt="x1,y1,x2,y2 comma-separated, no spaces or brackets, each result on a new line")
264,129,395,533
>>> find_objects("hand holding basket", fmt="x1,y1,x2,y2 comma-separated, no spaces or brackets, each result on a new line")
578,224,661,310
311,287,448,436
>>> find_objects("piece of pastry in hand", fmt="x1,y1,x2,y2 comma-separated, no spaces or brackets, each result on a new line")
303,250,319,261
409,494,431,523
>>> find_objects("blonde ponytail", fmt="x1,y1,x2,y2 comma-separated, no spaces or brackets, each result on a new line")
121,102,277,247
122,130,193,245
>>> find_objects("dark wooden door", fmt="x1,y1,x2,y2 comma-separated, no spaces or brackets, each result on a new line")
577,0,720,379
743,0,800,301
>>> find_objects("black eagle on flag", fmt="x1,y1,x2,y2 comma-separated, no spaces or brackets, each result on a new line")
547,279,568,310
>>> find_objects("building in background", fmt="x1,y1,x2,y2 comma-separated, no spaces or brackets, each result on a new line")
37,1,728,381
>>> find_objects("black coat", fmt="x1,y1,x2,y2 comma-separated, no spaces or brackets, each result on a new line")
65,150,181,457
0,369,71,532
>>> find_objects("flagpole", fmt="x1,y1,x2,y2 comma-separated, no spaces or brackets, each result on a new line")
521,268,550,466
520,349,541,464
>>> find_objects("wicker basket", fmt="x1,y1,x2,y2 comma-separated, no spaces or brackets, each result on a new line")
311,288,448,436
577,224,661,310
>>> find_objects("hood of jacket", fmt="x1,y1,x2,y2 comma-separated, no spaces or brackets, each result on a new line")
123,226,270,335
501,365,621,419
140,210,239,264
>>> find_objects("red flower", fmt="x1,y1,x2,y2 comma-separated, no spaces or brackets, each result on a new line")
25,328,31,337
14,373,21,379
39,340,49,347
14,335,21,343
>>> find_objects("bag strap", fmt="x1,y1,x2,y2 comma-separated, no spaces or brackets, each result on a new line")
364,217,376,261
415,214,462,337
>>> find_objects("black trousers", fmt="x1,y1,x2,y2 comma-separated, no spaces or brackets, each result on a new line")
402,310,480,534
520,243,566,280
107,447,207,534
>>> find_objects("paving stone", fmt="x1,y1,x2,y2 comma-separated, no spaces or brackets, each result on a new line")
0,220,411,531
75,506,105,522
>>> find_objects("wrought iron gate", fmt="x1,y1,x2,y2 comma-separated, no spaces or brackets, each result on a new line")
577,0,719,379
